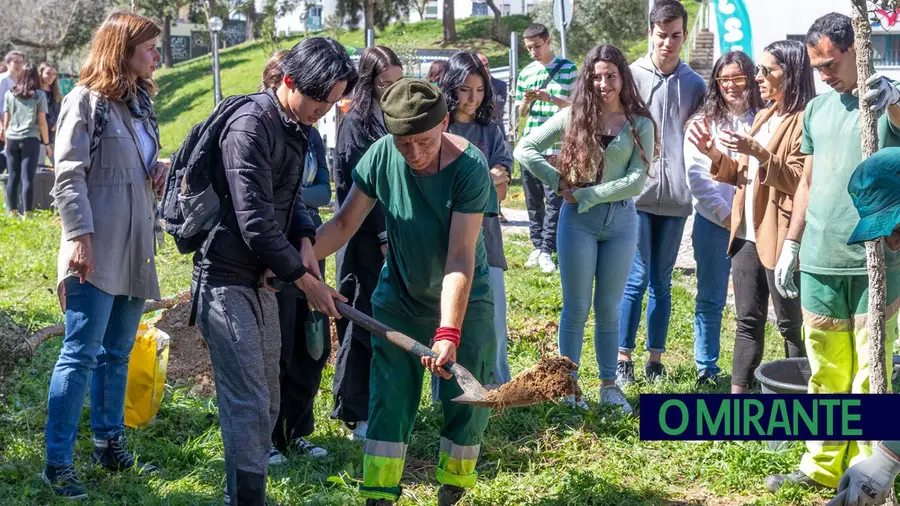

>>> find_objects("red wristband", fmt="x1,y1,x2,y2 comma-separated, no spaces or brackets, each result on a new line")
433,326,461,348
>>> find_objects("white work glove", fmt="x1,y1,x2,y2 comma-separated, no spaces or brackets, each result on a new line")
855,73,900,114
827,444,900,506
774,240,801,299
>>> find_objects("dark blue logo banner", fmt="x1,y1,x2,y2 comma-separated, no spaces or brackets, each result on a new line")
640,394,900,441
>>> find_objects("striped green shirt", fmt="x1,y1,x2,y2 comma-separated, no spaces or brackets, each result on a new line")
515,56,578,155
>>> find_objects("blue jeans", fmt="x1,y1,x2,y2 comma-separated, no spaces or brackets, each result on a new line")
557,200,638,381
691,213,732,376
45,278,145,466
618,211,688,354
489,267,510,384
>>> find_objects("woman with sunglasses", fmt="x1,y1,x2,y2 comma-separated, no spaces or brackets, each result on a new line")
683,51,763,387
688,40,816,393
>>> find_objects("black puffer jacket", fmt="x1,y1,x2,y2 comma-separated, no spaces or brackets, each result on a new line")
196,90,316,287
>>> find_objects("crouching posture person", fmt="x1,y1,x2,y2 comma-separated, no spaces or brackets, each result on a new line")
314,79,498,506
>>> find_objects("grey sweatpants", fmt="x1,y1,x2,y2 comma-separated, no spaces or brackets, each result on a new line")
195,282,281,506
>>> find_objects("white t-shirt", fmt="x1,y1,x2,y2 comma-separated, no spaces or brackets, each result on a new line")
132,118,157,172
736,115,783,242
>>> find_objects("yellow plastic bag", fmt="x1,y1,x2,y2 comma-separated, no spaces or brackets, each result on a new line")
124,323,170,429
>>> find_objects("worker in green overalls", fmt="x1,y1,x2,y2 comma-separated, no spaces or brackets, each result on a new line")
827,148,900,505
314,78,498,506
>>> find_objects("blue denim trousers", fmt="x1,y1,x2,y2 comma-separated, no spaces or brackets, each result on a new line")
618,210,688,354
557,200,638,381
690,213,732,376
45,278,145,466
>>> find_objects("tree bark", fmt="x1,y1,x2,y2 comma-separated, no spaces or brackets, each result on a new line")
484,0,507,45
442,0,456,43
162,12,173,68
366,0,375,32
851,1,896,503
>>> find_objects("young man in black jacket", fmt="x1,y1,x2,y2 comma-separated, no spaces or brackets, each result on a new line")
192,37,357,506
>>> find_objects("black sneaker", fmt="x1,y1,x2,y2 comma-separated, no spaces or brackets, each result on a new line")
615,360,635,388
765,470,831,493
41,464,88,499
696,372,719,388
644,361,667,382
92,435,158,474
437,484,466,506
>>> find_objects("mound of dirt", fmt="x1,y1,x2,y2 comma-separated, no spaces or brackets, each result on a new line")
483,355,579,407
0,314,30,381
151,302,216,397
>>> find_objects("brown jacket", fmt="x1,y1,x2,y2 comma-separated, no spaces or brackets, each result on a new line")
709,106,807,270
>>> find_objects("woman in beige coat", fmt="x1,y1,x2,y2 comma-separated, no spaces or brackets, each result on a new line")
688,40,816,394
43,11,166,499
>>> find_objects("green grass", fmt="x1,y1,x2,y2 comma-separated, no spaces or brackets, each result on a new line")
0,211,847,506
152,16,532,158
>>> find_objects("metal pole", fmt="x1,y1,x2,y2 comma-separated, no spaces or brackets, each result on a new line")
557,0,568,60
366,28,375,48
212,31,222,105
509,32,518,141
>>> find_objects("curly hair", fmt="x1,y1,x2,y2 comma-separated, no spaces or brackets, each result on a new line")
439,51,494,126
557,44,657,186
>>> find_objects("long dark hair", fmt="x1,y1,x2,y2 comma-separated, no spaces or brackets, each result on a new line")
282,37,358,102
764,40,816,115
557,44,657,184
348,45,402,141
38,63,63,103
12,64,40,99
439,51,494,126
698,51,764,128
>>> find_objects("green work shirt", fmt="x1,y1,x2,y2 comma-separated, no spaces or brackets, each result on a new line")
800,90,900,275
3,90,47,140
352,136,499,324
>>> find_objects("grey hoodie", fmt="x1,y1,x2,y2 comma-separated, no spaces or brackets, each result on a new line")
630,55,706,217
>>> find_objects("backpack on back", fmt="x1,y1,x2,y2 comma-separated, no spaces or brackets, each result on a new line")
158,94,259,254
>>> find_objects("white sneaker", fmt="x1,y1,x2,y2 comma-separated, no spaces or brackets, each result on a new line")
538,252,557,273
599,385,633,414
268,446,286,465
525,249,541,268
350,421,368,442
562,395,589,411
292,438,328,458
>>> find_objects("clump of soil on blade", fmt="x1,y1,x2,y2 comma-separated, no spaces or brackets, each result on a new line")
483,355,579,407
151,302,216,397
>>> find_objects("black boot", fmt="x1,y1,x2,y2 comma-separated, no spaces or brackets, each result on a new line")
437,484,466,506
41,464,88,499
92,434,158,474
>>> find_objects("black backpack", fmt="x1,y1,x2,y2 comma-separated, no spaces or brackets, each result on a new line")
158,94,265,254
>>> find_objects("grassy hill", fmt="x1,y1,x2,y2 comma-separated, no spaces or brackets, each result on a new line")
153,16,531,156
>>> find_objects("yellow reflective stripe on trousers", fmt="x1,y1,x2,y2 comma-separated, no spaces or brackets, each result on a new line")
360,440,407,500
435,437,480,488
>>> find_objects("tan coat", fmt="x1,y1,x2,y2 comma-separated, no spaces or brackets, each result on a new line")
52,85,160,310
709,106,807,270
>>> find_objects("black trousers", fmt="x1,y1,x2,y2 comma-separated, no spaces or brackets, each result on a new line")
5,137,40,211
0,137,7,174
522,165,562,254
730,238,805,388
330,230,383,424
271,258,332,452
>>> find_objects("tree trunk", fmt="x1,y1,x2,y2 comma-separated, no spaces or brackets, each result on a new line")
442,0,456,43
365,0,375,32
850,1,896,503
414,0,426,20
484,0,507,45
162,12,173,68
245,2,256,41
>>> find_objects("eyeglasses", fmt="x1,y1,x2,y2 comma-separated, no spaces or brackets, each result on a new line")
715,76,749,87
756,64,780,78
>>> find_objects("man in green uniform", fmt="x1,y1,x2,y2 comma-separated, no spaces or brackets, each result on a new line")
314,79,498,506
827,148,900,506
769,12,900,492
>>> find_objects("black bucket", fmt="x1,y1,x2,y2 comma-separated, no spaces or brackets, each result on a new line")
755,356,900,452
